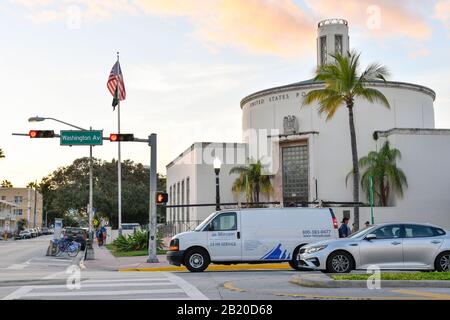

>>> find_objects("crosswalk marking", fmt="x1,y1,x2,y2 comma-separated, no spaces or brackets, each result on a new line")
6,264,27,270
3,272,209,300
82,278,168,283
31,282,174,289
164,272,209,300
24,288,185,297
2,286,33,300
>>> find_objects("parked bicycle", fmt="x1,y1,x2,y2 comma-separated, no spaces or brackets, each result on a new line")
52,238,80,257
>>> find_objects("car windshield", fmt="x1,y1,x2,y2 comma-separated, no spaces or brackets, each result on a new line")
194,212,218,231
349,226,377,239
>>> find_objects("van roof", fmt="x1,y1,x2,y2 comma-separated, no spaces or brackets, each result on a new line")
223,207,331,212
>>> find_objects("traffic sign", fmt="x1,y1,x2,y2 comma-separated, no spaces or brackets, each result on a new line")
60,130,103,146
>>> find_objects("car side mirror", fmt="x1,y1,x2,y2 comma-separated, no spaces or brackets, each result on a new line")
208,222,214,232
365,233,377,241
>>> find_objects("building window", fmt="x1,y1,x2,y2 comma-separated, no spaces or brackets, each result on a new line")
176,182,180,223
14,196,23,204
282,144,309,205
186,177,190,224
169,186,173,223
320,36,327,65
14,209,23,216
1,196,6,200
181,180,185,224
335,34,343,55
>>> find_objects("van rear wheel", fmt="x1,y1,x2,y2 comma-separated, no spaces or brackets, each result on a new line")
289,247,303,271
184,248,210,272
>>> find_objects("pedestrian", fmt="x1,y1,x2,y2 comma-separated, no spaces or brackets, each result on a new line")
364,221,371,228
338,217,351,238
96,226,103,246
100,225,107,245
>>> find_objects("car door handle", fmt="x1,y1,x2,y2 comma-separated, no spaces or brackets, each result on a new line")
391,241,401,245
431,240,441,244
237,232,240,239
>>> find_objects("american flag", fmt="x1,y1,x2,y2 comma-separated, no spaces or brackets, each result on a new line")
107,61,126,107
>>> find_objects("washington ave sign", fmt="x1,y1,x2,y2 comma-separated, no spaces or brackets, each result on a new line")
60,130,103,146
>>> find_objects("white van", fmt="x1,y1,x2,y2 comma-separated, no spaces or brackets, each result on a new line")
167,207,339,272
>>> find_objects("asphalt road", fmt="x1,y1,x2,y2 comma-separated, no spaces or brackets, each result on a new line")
1,238,449,300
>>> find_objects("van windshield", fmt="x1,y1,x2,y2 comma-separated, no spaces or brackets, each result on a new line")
194,212,218,231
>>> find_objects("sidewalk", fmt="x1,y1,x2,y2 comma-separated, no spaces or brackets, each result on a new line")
84,243,292,272
83,242,173,271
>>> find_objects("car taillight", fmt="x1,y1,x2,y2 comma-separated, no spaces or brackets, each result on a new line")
332,217,338,229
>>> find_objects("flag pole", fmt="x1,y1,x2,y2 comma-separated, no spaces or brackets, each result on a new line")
117,51,122,237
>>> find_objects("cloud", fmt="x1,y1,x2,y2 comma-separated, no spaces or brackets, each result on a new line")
305,0,432,40
435,0,450,31
10,0,437,57
11,0,316,58
136,0,317,59
11,0,137,23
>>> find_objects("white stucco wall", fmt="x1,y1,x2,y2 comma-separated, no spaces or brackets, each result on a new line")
241,82,435,205
166,143,247,230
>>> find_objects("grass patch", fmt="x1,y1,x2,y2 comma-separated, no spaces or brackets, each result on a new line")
331,272,450,281
106,244,167,257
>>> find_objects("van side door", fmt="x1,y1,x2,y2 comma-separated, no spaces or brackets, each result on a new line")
206,212,242,262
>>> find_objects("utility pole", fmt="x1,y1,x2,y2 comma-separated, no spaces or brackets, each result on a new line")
147,133,159,263
86,127,95,260
33,180,37,228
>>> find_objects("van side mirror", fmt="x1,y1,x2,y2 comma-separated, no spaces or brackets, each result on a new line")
365,233,377,241
208,222,214,232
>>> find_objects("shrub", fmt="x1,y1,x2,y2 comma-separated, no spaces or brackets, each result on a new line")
112,229,164,252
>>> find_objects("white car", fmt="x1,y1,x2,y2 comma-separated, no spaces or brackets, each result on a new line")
167,207,339,272
19,230,32,239
299,222,450,273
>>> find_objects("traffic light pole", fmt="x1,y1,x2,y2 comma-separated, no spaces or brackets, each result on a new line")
147,133,159,263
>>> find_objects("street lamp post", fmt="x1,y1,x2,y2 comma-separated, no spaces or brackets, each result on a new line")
213,158,221,211
28,116,95,259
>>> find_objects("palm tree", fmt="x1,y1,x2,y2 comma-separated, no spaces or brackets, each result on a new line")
357,141,407,206
1,180,13,188
302,50,390,231
230,159,273,205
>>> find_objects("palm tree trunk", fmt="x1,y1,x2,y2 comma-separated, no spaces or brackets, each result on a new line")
347,103,360,231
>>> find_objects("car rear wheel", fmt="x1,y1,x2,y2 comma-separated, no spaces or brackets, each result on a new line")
326,251,354,273
184,248,210,272
435,251,450,272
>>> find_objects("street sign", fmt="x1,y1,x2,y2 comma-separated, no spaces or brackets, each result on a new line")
60,130,103,146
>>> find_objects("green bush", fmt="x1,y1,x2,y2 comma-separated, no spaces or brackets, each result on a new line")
112,229,164,252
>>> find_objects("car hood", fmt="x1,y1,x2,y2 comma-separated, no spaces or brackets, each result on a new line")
303,238,358,248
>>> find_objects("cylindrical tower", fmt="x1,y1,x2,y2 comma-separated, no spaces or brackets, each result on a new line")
317,19,349,67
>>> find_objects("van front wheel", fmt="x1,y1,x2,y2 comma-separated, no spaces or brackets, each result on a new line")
184,248,210,272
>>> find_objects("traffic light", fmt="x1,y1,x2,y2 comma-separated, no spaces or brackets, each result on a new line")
109,133,134,142
156,192,168,204
29,130,55,138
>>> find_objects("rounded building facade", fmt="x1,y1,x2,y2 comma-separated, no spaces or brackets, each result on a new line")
240,19,436,206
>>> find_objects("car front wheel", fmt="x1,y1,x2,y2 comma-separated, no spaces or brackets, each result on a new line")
184,248,210,272
435,251,450,272
326,251,354,273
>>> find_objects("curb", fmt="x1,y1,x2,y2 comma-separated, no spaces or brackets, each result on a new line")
291,273,450,288
119,263,293,272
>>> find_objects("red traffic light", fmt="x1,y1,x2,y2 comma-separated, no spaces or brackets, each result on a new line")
110,133,119,142
156,192,168,204
29,130,55,138
109,133,134,142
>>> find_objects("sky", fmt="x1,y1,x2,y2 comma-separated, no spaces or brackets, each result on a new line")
0,0,449,187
